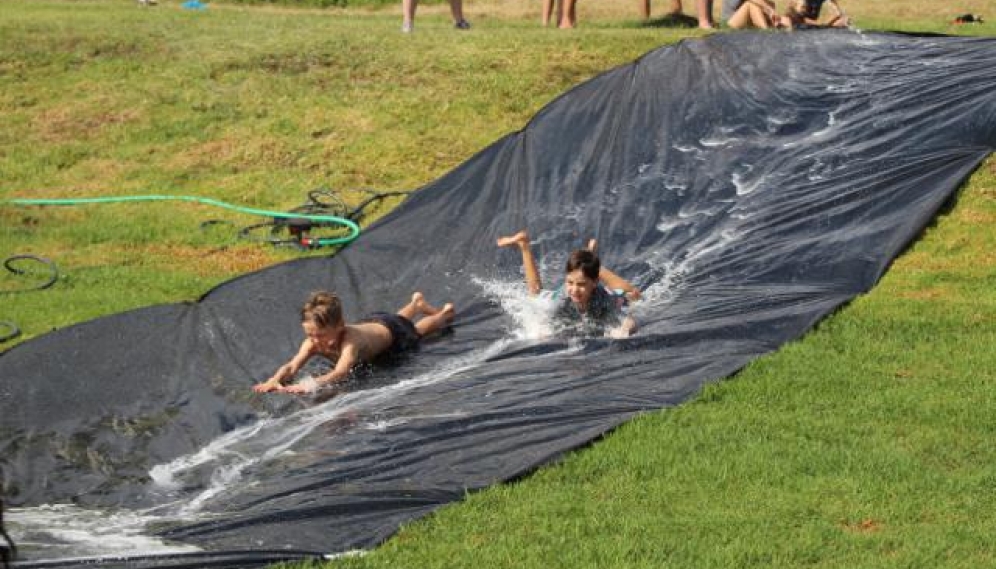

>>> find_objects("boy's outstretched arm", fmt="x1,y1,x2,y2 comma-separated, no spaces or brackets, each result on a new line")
599,266,641,302
253,340,314,393
587,239,641,302
280,342,359,394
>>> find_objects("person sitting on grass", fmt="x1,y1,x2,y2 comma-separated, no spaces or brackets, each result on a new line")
496,230,640,338
253,291,455,395
723,0,792,29
785,0,850,28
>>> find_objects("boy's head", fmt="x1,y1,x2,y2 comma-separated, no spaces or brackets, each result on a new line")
564,249,600,309
301,291,345,350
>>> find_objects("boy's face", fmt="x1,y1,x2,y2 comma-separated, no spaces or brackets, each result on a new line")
564,268,598,309
303,320,345,352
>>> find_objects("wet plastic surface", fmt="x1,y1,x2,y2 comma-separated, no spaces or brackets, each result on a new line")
2,30,994,566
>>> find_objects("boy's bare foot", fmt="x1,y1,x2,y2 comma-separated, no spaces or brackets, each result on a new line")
441,303,456,323
411,291,442,316
496,230,530,249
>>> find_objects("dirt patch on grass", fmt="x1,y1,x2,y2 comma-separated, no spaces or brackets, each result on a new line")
33,104,141,143
144,243,278,277
78,241,279,278
956,207,995,225
168,135,301,171
841,518,883,534
895,287,948,301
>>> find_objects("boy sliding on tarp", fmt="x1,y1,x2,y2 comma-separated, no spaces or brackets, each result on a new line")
253,291,454,394
497,230,639,338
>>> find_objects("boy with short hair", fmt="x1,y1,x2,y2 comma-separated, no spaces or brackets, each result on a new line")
253,291,454,394
496,230,639,338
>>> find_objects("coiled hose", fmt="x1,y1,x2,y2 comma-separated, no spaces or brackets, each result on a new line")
1,254,59,343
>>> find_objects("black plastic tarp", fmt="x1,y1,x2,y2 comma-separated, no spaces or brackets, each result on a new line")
2,30,995,566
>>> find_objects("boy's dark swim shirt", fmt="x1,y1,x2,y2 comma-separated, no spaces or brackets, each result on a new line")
550,286,628,337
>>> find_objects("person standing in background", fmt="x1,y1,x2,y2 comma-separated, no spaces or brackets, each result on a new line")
543,0,579,28
402,0,470,33
641,0,715,29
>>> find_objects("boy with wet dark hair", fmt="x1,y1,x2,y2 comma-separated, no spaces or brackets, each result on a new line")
253,291,455,394
497,230,639,338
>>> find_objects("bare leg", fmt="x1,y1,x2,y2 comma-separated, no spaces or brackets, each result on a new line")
639,0,650,20
415,303,455,337
543,0,557,26
397,292,420,320
497,230,543,295
559,0,577,28
415,292,444,316
668,0,682,14
448,0,466,24
397,291,445,321
402,0,417,31
697,0,714,27
727,2,766,28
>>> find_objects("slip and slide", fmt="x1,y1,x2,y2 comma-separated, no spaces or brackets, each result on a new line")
1,30,995,567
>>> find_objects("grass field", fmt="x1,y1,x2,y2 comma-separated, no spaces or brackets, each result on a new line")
2,0,995,567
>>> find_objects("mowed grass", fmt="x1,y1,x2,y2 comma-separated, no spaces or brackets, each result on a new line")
2,1,995,568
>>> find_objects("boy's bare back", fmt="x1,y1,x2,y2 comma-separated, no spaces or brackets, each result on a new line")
338,322,395,363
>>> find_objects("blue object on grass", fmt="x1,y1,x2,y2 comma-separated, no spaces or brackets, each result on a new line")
182,0,206,9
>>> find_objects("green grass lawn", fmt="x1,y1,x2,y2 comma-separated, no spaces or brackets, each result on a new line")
2,1,995,567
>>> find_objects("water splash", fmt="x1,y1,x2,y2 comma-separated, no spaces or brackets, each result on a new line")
6,504,202,560
473,277,558,340
10,325,518,560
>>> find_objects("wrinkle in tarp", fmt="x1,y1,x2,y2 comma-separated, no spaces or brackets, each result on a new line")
2,30,995,566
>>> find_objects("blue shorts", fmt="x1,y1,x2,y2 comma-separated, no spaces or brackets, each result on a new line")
361,312,420,355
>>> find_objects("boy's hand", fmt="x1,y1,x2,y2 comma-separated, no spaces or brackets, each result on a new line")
252,380,281,393
607,326,631,339
608,316,638,338
279,383,314,395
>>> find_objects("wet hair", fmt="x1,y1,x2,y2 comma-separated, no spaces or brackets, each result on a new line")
1,495,15,569
301,291,344,329
565,249,600,281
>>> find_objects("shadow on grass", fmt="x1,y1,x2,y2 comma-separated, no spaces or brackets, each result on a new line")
639,13,699,28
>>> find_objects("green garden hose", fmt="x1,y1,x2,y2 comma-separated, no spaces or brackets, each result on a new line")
4,194,361,247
